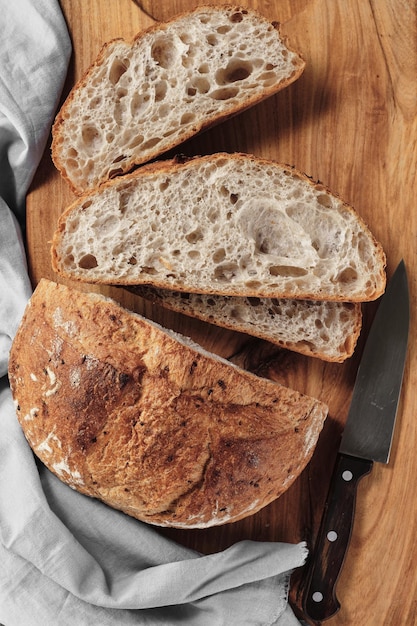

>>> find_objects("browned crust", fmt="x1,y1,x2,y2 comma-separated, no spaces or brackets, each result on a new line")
50,5,305,194
51,152,387,301
8,279,327,528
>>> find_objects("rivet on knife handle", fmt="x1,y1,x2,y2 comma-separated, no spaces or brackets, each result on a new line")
303,453,373,622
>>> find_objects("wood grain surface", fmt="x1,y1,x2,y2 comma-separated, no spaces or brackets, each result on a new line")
26,1,417,624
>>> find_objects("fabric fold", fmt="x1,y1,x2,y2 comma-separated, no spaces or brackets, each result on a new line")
0,201,31,375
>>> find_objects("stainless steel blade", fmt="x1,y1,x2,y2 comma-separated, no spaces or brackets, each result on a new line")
340,260,409,463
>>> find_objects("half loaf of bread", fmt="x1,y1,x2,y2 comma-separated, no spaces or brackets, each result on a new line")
51,5,305,193
9,279,327,528
130,285,362,362
52,153,386,302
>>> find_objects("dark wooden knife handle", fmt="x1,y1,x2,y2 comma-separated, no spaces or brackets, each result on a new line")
303,453,373,623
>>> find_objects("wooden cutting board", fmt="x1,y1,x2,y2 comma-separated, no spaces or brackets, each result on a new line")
26,0,417,623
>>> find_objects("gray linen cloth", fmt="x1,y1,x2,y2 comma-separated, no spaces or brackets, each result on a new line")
0,1,307,623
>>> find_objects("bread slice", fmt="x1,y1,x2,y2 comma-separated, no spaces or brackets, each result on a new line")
9,279,327,528
51,153,386,301
131,285,362,362
51,5,305,194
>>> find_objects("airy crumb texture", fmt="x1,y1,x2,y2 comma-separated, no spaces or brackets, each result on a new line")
131,286,362,362
9,279,327,528
52,153,386,301
51,5,305,193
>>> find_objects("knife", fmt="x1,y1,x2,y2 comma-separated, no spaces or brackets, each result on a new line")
302,259,409,623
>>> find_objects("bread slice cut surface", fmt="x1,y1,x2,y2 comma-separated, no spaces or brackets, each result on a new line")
131,285,363,362
51,153,386,302
51,5,305,193
8,279,328,528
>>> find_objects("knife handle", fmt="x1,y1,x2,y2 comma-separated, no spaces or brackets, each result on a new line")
303,453,373,623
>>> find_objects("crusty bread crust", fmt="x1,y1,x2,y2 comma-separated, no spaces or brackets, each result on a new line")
51,152,386,302
9,279,327,528
51,5,305,194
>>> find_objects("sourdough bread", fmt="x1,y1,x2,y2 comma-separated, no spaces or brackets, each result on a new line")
9,279,327,528
51,153,386,301
131,285,362,362
51,5,305,193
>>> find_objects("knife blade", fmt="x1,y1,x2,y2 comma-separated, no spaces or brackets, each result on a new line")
302,259,409,623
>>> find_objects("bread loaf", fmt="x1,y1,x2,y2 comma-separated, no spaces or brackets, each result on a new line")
9,279,327,528
131,285,362,362
52,153,386,302
51,5,305,194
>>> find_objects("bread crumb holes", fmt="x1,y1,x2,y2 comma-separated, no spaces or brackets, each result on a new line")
109,58,129,85
78,254,98,269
